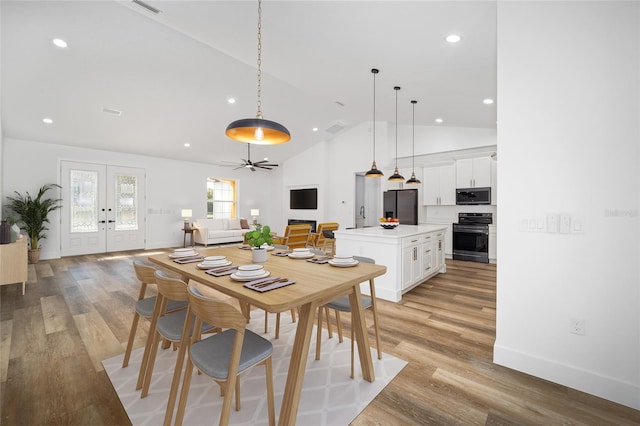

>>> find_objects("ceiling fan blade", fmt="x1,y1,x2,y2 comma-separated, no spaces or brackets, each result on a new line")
250,166,256,171
233,165,245,170
221,160,241,164
260,163,278,167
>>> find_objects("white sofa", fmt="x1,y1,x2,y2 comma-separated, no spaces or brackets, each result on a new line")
192,218,254,246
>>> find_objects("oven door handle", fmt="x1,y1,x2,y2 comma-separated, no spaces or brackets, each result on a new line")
453,228,489,234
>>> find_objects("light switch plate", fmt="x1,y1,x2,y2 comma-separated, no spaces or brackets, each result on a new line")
546,214,559,233
560,214,571,234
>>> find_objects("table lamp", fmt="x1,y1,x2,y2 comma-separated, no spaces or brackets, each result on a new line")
251,209,260,225
181,209,193,229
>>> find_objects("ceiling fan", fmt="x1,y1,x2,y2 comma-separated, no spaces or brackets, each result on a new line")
221,143,279,171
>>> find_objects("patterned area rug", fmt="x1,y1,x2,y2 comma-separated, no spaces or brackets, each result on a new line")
103,311,407,426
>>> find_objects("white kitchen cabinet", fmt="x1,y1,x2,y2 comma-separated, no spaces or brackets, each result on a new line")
334,225,447,302
456,156,492,188
422,163,455,205
421,234,433,279
402,236,422,290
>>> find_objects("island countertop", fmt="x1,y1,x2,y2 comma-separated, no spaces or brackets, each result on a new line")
334,224,448,239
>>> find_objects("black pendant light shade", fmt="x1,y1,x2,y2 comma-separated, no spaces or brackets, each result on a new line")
388,86,404,182
406,100,421,184
365,68,383,178
225,0,290,145
225,118,290,144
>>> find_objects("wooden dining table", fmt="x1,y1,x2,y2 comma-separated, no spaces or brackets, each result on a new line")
148,246,387,425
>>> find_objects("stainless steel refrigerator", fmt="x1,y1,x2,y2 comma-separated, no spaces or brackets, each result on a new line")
383,189,418,225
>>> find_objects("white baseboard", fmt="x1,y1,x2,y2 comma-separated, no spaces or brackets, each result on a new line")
494,343,640,410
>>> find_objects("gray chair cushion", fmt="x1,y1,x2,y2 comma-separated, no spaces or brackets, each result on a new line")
157,309,214,341
136,297,187,317
326,295,372,312
190,329,273,380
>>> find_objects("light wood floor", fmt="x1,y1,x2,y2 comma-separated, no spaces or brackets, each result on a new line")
1,250,638,425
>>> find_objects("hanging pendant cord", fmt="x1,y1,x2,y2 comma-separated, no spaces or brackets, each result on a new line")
256,0,263,119
395,87,399,168
372,71,376,161
412,101,415,171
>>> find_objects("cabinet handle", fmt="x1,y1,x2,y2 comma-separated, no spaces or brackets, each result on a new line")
413,247,417,261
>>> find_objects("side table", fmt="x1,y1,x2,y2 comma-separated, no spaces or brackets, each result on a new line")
182,228,195,248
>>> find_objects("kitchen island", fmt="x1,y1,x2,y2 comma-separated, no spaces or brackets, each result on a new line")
334,224,447,302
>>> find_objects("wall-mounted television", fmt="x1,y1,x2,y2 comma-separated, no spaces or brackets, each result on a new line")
290,188,318,210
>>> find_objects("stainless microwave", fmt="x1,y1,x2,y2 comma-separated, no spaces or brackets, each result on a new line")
456,187,491,205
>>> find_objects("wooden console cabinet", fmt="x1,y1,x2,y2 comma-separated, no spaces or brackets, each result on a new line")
0,238,28,295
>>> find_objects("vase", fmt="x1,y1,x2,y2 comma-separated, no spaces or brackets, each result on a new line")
251,247,267,263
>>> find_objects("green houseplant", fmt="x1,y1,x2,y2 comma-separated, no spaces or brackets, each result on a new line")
245,224,272,263
5,183,62,263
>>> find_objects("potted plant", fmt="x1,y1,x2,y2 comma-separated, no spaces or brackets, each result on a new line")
5,183,62,264
245,224,273,263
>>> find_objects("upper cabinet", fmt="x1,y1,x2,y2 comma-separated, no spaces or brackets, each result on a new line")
456,156,491,188
423,164,456,206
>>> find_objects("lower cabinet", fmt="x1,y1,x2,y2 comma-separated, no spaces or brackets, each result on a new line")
401,230,446,291
334,225,448,302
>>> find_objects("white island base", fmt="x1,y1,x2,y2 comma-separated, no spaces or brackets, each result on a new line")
334,225,447,302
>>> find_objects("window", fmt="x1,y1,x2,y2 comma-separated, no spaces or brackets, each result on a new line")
207,178,237,219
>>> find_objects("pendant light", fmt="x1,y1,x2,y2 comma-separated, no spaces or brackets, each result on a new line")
365,68,383,177
388,86,404,182
225,0,290,145
406,100,422,184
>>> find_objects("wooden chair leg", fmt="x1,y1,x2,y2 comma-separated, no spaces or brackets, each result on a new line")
350,326,355,379
290,308,297,323
275,312,281,339
264,311,269,333
324,307,333,338
315,306,323,360
122,313,140,368
141,330,162,398
334,310,344,343
235,379,241,411
175,355,196,426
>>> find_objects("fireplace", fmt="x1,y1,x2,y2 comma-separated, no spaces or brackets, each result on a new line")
288,219,317,233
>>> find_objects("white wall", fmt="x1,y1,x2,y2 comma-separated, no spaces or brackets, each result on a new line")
496,1,639,409
2,138,279,259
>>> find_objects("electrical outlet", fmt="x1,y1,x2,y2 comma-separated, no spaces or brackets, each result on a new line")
570,318,586,336
547,214,559,233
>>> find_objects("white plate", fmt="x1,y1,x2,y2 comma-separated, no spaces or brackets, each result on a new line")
288,253,315,259
230,270,270,281
238,264,264,271
174,248,195,252
292,248,311,253
197,260,232,269
203,255,226,261
169,251,198,258
328,259,359,268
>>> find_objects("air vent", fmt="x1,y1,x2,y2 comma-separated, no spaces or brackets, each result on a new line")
131,0,161,15
102,107,122,116
325,121,346,134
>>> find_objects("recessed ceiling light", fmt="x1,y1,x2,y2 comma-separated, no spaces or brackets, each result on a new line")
435,118,443,123
42,118,53,124
184,143,191,147
52,38,67,48
312,127,318,132
227,98,236,104
445,34,462,43
483,98,494,105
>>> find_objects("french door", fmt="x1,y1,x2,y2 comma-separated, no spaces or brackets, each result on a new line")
60,161,146,256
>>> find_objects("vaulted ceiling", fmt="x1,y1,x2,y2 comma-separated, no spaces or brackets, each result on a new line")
1,1,497,166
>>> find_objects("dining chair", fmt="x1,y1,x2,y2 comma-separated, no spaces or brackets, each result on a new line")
307,222,339,255
124,260,188,369
315,256,381,379
174,285,275,426
140,270,219,423
273,224,312,249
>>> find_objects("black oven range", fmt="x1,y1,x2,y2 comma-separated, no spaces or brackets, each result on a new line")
453,213,493,263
